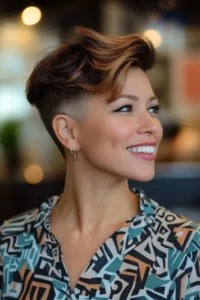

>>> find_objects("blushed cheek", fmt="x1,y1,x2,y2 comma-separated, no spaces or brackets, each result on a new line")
105,121,134,146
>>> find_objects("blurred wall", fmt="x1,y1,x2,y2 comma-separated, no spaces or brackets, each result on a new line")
0,0,199,222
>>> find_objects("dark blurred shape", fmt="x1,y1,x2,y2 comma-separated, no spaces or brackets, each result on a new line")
0,179,64,224
0,0,101,35
156,122,181,162
158,0,186,25
124,0,198,25
58,0,101,35
162,122,181,138
161,6,185,26
0,0,199,26
0,120,21,177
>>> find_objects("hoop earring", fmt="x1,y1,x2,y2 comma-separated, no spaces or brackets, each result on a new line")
69,144,80,160
73,150,80,160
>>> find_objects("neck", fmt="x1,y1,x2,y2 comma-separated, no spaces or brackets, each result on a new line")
51,162,140,235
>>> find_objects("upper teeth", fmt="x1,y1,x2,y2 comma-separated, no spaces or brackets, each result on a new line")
127,146,155,153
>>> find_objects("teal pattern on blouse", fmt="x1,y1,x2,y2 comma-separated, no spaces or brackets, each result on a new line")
0,187,200,299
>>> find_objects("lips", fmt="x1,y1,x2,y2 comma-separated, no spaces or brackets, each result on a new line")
128,152,156,161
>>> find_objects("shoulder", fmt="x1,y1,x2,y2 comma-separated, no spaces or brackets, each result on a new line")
0,207,41,274
0,207,39,240
145,198,200,297
0,195,60,249
151,199,200,255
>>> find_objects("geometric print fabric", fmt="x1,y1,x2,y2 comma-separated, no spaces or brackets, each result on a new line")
0,187,200,299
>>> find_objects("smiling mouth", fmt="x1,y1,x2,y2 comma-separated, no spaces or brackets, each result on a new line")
126,145,156,161
127,145,156,154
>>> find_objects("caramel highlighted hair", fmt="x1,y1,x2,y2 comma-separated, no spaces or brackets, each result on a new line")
26,26,155,157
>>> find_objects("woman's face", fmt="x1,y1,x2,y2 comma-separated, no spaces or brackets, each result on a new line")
77,67,163,181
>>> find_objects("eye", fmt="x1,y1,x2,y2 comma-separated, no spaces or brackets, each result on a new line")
148,105,161,115
115,105,134,113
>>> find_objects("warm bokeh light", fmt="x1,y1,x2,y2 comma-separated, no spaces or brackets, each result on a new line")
21,6,42,26
24,164,44,184
172,127,200,160
143,29,162,48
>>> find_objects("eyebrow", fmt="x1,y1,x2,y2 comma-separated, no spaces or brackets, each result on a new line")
107,94,158,104
118,94,158,102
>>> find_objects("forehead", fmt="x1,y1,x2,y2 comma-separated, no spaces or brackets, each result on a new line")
107,67,153,104
123,67,151,88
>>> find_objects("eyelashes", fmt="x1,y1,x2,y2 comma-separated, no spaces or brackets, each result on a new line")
115,104,161,114
148,105,161,114
115,104,134,113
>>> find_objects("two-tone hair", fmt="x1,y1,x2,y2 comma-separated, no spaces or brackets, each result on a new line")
26,26,155,158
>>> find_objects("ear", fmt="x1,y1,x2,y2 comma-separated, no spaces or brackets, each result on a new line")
52,114,79,152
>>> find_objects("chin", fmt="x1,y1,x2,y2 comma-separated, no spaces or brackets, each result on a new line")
128,170,155,182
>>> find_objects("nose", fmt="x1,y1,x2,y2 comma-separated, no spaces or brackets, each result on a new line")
136,110,158,135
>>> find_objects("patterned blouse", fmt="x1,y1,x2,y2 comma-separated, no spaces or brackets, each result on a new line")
0,187,200,300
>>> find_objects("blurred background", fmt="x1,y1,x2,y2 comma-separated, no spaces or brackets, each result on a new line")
0,0,200,223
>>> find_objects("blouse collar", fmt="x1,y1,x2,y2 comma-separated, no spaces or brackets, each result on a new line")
34,187,158,230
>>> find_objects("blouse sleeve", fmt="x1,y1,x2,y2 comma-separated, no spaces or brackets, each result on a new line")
0,251,2,298
185,250,200,297
184,224,200,298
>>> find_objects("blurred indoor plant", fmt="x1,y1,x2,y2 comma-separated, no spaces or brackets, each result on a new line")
0,120,20,179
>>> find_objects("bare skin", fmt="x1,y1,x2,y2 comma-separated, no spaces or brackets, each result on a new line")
51,200,140,291
50,67,163,292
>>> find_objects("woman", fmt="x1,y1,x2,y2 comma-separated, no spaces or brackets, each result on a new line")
0,26,199,299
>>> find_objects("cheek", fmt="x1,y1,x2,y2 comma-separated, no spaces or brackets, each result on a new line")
81,117,133,151
107,120,134,145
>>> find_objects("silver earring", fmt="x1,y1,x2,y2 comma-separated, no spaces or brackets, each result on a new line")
69,143,73,155
69,143,80,160
73,150,80,160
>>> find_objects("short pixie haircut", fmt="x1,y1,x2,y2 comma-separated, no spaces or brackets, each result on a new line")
26,26,155,158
